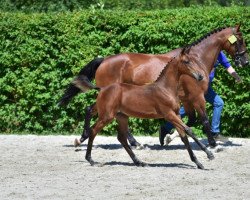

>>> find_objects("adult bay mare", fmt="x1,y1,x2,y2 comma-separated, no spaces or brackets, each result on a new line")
59,25,249,148
73,47,214,169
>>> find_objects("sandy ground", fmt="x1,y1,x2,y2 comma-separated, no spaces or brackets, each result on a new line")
0,135,250,200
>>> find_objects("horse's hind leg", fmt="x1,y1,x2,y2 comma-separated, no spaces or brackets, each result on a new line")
127,130,142,148
74,104,97,147
116,113,146,166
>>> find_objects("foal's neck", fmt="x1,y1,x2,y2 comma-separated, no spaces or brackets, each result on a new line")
155,60,180,94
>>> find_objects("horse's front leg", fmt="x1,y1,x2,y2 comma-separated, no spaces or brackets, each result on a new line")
74,104,97,147
116,113,147,166
194,101,217,147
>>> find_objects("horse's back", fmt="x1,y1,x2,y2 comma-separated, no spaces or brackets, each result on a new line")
95,49,181,87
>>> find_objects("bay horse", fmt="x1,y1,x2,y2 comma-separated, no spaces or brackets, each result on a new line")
59,25,248,148
73,47,214,169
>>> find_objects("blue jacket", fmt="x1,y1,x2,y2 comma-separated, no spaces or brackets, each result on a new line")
209,51,231,82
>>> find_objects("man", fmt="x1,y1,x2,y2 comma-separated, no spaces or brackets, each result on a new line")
159,51,242,146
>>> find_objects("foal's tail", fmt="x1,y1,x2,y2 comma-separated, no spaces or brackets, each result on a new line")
58,57,104,106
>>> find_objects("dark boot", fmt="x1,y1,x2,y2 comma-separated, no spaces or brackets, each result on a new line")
159,126,169,146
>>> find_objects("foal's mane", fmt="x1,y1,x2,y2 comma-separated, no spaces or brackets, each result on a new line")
155,57,175,82
187,26,228,48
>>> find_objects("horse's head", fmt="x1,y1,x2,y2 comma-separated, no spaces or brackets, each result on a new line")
178,46,204,81
225,25,249,67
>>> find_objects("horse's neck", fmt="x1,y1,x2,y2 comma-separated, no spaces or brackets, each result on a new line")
155,63,179,94
191,30,230,74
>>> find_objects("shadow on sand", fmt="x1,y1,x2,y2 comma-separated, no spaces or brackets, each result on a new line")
64,139,242,152
74,160,197,169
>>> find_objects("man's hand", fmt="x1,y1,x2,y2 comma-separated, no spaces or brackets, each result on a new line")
231,72,242,83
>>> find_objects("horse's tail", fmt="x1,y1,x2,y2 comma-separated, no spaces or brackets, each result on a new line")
58,57,104,106
72,75,100,92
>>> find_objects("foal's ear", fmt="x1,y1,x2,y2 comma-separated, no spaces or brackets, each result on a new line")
181,46,191,55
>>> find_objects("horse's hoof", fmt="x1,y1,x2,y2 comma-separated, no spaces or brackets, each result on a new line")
74,138,81,147
130,141,141,147
135,144,144,150
207,151,215,160
207,145,224,153
197,162,205,170
165,134,172,146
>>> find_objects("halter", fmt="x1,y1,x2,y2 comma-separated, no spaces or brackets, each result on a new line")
231,28,247,65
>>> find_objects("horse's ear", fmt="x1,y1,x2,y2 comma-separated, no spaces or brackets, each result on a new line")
181,46,191,55
236,24,241,32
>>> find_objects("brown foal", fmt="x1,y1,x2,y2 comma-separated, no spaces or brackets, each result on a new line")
73,47,214,169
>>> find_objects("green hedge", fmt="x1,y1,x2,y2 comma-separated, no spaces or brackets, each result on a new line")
0,7,249,136
0,0,248,12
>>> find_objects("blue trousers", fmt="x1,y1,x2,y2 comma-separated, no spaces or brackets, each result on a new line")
162,84,224,136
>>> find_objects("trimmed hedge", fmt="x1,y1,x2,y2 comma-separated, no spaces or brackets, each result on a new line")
0,6,249,136
0,0,248,12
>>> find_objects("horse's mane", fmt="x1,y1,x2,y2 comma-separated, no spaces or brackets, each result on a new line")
155,57,175,82
187,26,228,48
155,27,230,82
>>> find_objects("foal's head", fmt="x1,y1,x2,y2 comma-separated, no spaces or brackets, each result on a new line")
224,25,249,67
177,47,204,81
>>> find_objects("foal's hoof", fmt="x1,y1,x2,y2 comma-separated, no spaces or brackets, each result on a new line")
135,161,148,167
74,138,81,147
86,158,96,166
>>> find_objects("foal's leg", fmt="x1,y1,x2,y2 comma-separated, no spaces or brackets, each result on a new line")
184,126,214,160
116,113,142,148
116,114,146,166
177,129,204,169
166,113,204,169
74,104,97,147
116,117,142,148
85,117,113,165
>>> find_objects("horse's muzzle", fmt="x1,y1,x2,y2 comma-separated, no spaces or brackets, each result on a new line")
192,72,203,81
